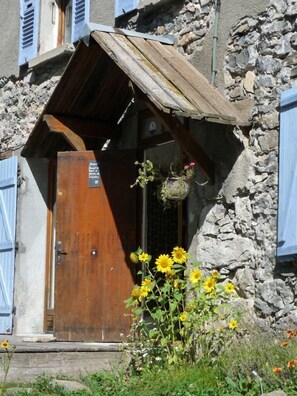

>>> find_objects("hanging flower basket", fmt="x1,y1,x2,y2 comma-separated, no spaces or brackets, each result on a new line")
131,160,197,207
160,177,190,201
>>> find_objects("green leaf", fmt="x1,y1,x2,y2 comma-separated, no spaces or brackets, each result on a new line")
134,307,143,315
135,247,143,255
151,310,163,320
174,292,183,302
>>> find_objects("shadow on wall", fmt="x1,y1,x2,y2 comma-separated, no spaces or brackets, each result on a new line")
26,158,50,208
187,119,246,243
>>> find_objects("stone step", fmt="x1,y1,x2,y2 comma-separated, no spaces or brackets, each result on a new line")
0,335,124,383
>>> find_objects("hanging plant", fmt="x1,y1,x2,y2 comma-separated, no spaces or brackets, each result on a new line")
160,177,190,202
131,160,197,207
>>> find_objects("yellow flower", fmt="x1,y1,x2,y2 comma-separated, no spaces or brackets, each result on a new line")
172,247,188,264
156,254,173,273
142,278,153,287
224,282,235,293
185,305,192,312
229,319,238,330
130,252,139,264
212,270,220,279
131,285,142,301
203,277,216,293
189,269,202,284
140,286,150,299
1,341,9,349
139,252,149,262
272,367,282,374
180,313,187,322
174,279,182,288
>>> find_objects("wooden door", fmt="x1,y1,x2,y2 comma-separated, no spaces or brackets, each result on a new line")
54,150,136,341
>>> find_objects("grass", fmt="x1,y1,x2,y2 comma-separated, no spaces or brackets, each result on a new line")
3,328,297,395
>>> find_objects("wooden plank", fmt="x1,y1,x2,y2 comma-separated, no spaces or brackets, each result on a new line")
148,40,244,124
111,33,199,114
92,31,186,113
43,114,119,139
46,42,105,114
43,116,86,151
129,36,217,118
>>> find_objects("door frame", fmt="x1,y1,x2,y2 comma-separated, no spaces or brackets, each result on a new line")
44,160,56,333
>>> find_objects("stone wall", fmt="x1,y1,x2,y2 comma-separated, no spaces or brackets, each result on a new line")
0,57,70,157
119,0,297,328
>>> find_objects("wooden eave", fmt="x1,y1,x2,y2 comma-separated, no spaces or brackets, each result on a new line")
21,25,250,180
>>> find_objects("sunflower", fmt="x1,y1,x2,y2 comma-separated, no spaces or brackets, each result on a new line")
272,367,282,374
211,270,220,279
174,279,182,288
130,252,139,264
172,247,188,264
139,252,149,262
179,313,187,322
224,282,235,293
142,278,153,287
156,254,173,273
228,319,238,330
140,286,150,299
1,341,9,349
189,269,202,285
131,285,142,301
203,277,216,293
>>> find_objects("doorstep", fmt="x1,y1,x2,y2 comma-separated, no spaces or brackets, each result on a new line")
0,335,124,383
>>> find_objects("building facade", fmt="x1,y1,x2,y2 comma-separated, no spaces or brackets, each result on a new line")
0,0,115,336
0,0,297,337
116,0,297,328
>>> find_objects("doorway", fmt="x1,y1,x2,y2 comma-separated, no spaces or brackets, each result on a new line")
142,142,184,258
45,150,137,341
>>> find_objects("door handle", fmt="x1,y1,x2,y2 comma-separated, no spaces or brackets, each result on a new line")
56,240,67,265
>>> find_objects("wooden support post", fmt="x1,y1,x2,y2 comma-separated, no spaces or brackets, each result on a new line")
141,101,214,182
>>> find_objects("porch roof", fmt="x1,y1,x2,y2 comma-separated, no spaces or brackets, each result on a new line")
21,24,249,178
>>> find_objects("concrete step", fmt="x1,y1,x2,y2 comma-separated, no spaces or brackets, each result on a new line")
0,335,124,383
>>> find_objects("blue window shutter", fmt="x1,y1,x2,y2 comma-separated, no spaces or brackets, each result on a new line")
19,0,39,65
277,87,297,261
71,0,90,43
0,157,18,334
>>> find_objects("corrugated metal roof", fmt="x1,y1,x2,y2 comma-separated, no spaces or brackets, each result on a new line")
22,25,249,158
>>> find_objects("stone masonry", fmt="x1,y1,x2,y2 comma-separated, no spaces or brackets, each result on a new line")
1,0,297,329
118,0,297,328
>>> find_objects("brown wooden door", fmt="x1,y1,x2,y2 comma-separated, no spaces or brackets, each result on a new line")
54,150,136,341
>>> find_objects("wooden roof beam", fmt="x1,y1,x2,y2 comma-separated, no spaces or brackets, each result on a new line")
43,114,119,140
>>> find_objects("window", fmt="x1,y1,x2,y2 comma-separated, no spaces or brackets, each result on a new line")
19,0,90,65
277,87,297,261
115,0,139,17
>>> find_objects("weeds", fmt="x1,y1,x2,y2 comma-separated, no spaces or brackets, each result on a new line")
0,340,15,396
